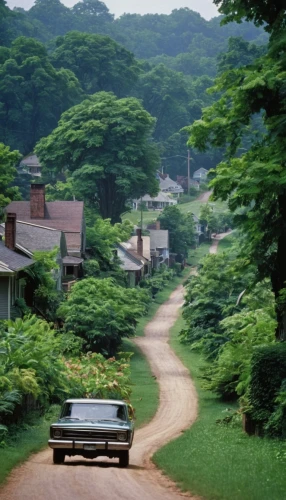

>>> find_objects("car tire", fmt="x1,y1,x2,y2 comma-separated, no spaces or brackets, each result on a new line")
119,450,129,468
53,449,65,464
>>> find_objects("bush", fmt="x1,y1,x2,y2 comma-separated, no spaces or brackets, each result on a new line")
58,277,150,356
248,344,286,437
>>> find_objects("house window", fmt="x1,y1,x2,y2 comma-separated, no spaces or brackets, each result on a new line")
66,266,74,275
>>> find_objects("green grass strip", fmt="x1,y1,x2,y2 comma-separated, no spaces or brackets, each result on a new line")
123,339,159,428
154,316,286,500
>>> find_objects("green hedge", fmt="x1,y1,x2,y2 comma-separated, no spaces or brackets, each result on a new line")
248,344,286,437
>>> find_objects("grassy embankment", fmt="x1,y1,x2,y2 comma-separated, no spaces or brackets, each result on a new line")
153,310,286,500
123,198,228,227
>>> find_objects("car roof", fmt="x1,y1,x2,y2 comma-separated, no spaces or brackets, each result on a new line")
64,399,127,405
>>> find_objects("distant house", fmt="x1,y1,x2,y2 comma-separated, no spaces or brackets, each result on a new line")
159,174,184,197
192,213,205,244
149,228,169,268
116,244,144,288
0,214,34,319
119,230,151,284
20,154,42,177
0,220,83,290
133,192,177,210
6,184,86,259
193,168,208,183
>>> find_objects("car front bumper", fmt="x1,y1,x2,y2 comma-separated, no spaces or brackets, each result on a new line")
48,440,131,451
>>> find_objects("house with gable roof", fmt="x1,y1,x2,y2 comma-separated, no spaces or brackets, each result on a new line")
5,184,85,285
0,214,35,319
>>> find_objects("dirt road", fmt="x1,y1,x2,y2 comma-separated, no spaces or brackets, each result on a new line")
0,285,199,500
197,190,212,202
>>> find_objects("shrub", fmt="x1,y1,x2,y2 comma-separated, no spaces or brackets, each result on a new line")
58,277,150,356
248,344,286,436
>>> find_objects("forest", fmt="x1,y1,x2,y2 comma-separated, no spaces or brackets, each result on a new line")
0,0,267,184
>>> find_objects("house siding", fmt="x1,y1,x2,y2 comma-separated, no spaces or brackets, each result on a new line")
0,277,9,319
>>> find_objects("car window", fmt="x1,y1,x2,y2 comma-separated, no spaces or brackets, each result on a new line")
61,403,127,421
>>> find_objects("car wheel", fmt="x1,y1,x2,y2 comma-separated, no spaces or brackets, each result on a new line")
53,449,65,464
119,450,129,468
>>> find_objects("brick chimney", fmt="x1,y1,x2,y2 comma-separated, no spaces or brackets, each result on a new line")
5,213,16,251
30,184,45,219
137,228,143,257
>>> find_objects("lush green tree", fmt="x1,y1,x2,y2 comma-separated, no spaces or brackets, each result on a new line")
204,282,276,399
24,248,64,322
158,205,195,256
84,217,133,284
188,4,286,338
0,143,21,213
28,0,74,36
58,277,150,356
51,31,140,96
36,92,159,222
181,250,254,357
217,36,266,73
214,0,286,34
0,36,82,155
136,64,190,142
72,0,114,32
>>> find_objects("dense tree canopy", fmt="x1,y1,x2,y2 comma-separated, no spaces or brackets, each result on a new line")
0,142,21,211
188,2,286,338
51,31,140,96
36,92,159,222
0,36,82,154
158,205,196,256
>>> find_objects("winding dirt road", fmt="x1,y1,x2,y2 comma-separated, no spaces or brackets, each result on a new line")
0,233,228,500
0,284,199,500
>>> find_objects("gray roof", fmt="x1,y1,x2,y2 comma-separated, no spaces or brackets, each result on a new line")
5,200,84,253
0,240,34,272
159,176,184,193
0,221,66,256
21,154,41,167
117,244,143,272
149,230,169,250
193,168,208,174
138,192,177,204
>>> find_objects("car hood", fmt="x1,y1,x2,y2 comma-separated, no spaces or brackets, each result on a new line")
51,419,131,431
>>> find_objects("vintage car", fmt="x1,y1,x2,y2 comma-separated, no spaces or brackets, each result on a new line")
48,398,134,467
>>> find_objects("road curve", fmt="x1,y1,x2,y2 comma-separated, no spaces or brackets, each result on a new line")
0,284,199,500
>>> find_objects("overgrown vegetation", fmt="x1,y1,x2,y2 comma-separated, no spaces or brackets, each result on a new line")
154,314,286,500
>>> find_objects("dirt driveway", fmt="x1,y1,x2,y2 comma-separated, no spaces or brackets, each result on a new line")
0,284,199,500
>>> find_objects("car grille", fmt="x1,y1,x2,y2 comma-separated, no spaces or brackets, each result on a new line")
62,429,118,441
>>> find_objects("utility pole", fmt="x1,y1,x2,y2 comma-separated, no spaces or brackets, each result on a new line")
187,149,191,194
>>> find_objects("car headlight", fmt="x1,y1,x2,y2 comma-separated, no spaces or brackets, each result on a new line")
53,429,62,438
117,432,127,442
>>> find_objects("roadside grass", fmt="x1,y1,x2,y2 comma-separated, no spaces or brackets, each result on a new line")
216,232,237,255
0,406,59,486
153,316,286,500
122,339,158,428
188,242,211,266
122,210,158,226
122,198,228,225
178,198,228,217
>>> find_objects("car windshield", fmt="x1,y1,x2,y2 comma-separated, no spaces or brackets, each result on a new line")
61,403,127,421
